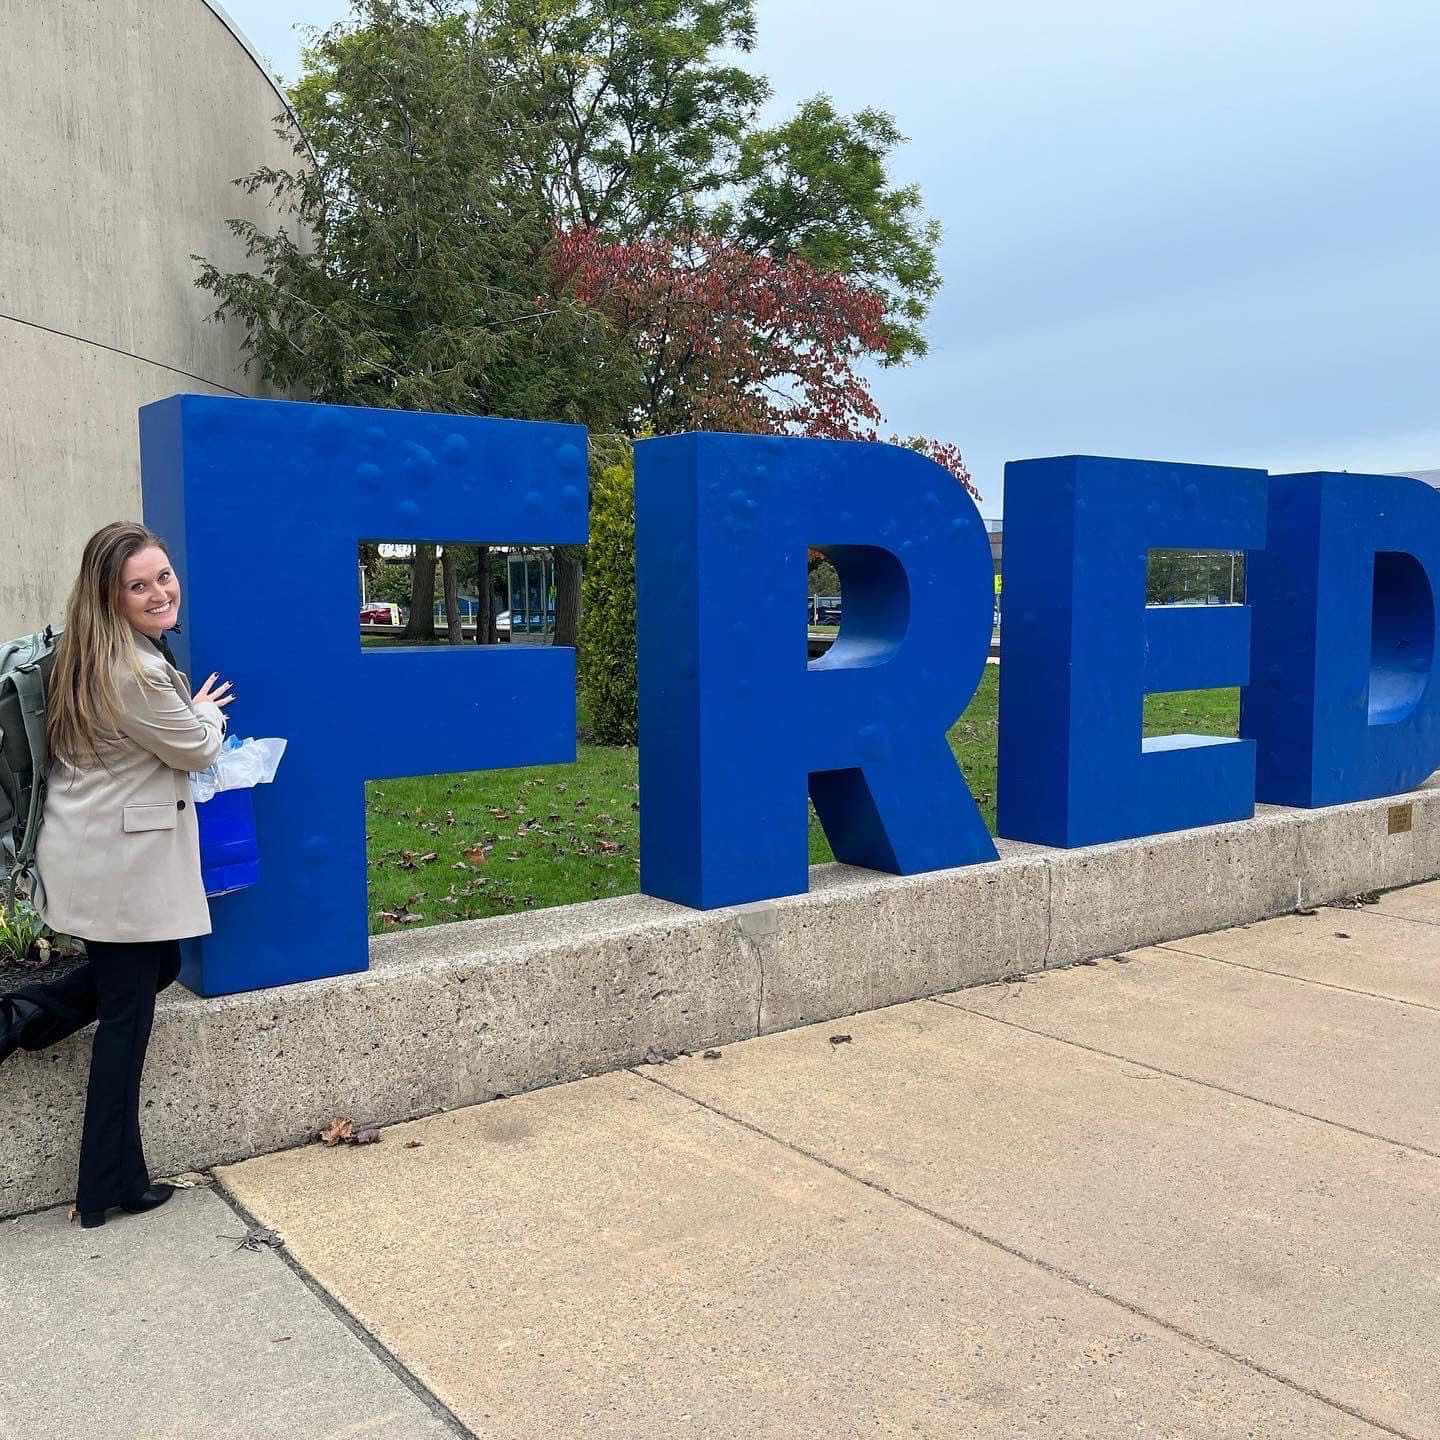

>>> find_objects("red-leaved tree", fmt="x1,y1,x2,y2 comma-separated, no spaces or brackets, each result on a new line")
552,228,981,503
552,227,887,440
888,436,979,502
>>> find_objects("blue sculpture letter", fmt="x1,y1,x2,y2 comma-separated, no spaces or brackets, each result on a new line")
139,395,586,996
997,455,1266,847
635,432,997,910
1242,471,1440,806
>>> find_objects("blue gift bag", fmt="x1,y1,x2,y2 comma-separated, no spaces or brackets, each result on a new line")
197,788,260,897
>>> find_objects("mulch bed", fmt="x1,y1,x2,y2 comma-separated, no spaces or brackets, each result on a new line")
0,951,86,994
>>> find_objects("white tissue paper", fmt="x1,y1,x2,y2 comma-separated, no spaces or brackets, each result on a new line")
190,735,287,804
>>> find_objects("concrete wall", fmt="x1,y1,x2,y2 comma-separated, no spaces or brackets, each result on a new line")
0,0,300,635
5,781,1438,1216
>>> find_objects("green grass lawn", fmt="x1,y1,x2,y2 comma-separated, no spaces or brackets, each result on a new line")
365,666,1240,934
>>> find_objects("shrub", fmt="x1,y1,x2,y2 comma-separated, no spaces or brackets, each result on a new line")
578,449,638,746
0,897,83,969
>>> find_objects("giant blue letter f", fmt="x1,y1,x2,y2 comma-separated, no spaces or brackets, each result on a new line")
139,395,586,996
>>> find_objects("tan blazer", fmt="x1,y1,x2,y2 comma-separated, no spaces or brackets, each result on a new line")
35,636,225,943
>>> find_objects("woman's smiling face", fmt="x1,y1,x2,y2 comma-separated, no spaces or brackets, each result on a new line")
118,546,181,639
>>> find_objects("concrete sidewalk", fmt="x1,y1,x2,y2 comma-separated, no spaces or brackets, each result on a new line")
4,884,1438,1439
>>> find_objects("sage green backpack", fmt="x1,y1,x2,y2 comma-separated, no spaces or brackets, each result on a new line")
0,625,61,916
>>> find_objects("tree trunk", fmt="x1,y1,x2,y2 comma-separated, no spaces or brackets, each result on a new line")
442,547,463,645
554,552,582,648
473,544,496,644
403,543,437,641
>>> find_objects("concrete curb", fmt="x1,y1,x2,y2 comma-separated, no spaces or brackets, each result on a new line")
5,782,1438,1217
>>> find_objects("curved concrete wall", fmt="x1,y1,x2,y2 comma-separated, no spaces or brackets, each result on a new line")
0,0,301,634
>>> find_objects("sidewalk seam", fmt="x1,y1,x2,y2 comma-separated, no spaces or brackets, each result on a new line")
210,1177,477,1439
1328,905,1440,932
928,994,1440,1161
632,1067,1417,1440
1155,943,1440,1014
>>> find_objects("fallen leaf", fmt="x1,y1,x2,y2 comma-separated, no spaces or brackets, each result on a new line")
418,852,438,864
352,1128,382,1145
233,1226,284,1253
320,1116,354,1146
643,1046,667,1065
829,1034,852,1046
404,1140,423,1149
702,1050,722,1060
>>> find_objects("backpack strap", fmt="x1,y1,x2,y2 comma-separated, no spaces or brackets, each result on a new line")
3,664,49,913
11,664,48,866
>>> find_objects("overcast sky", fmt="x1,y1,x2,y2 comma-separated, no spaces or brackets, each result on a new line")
220,0,1440,508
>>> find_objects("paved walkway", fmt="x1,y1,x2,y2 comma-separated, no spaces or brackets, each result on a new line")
4,883,1439,1439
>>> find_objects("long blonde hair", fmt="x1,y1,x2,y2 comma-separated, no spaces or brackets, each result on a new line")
48,522,173,770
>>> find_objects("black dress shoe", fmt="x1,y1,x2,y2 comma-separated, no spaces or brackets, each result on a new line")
0,995,44,1065
122,1185,177,1216
79,1182,177,1229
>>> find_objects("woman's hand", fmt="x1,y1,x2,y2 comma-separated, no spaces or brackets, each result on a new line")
193,673,235,710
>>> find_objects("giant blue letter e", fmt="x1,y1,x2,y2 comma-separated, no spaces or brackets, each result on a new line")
139,395,586,997
996,455,1266,847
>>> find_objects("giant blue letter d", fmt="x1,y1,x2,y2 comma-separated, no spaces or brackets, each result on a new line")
1243,471,1440,806
140,395,586,996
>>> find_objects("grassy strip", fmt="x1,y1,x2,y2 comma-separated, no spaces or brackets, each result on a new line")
366,668,1240,932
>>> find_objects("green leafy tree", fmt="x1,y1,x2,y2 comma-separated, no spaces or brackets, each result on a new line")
482,0,765,234
807,556,840,598
725,97,940,363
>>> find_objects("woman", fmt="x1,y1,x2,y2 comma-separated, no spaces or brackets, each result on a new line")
0,522,233,1228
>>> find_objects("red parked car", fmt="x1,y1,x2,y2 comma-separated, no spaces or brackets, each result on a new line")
360,602,399,626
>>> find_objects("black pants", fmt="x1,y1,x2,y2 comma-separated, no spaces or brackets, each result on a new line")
11,940,182,1212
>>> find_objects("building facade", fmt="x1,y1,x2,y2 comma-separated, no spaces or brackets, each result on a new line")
0,0,299,634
